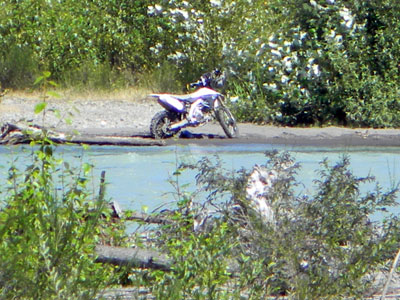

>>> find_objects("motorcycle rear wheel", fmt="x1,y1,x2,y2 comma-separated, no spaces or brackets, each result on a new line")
216,106,239,138
150,111,179,139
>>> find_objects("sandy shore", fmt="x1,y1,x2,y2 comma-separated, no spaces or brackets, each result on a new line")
2,95,400,147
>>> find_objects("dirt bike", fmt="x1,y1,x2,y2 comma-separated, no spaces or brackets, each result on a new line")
149,70,238,139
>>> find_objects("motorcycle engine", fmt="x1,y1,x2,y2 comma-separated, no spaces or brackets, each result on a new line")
189,99,209,124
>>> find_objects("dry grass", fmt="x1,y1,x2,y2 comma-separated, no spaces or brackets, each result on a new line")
6,86,152,102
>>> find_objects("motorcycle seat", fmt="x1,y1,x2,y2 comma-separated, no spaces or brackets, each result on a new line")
168,93,200,103
170,87,221,103
150,88,220,103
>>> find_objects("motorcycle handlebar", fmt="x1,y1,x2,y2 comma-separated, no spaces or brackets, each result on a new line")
190,81,202,88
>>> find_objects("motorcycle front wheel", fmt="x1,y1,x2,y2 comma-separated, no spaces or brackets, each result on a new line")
216,106,239,138
150,111,179,139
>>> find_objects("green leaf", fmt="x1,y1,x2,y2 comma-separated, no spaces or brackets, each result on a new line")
47,91,61,99
33,76,44,85
43,71,51,78
48,80,58,87
82,163,92,175
34,102,47,114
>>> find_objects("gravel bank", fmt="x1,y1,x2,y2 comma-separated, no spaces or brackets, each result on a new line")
2,95,400,147
0,95,161,136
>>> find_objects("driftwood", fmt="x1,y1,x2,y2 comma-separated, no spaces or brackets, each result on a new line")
95,245,172,271
125,211,173,225
0,122,165,146
95,244,240,274
108,200,173,225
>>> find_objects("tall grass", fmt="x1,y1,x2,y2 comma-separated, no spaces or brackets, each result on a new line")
0,45,39,89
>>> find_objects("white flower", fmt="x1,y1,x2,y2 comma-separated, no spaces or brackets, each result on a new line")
170,8,189,20
310,0,318,8
283,41,292,47
340,7,354,29
210,0,222,7
178,9,189,19
269,35,276,42
327,30,336,39
282,56,293,72
334,34,343,43
311,64,320,76
263,83,278,91
271,49,282,58
230,96,239,103
155,4,162,13
281,75,289,84
147,6,155,15
268,41,278,49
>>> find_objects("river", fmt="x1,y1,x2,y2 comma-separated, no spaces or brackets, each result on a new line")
1,144,400,220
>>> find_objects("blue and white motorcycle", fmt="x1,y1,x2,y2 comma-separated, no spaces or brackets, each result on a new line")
149,70,238,139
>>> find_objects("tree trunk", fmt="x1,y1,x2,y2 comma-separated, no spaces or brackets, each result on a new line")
0,122,164,146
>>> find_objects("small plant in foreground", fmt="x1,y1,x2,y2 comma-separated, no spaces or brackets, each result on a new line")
0,72,125,299
0,138,113,299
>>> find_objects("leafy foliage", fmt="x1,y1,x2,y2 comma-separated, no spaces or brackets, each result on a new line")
0,140,111,299
135,152,400,299
0,73,127,299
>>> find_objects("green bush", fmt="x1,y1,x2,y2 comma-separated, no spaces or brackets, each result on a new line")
136,152,400,299
0,73,127,299
0,139,113,299
60,61,137,91
0,44,39,89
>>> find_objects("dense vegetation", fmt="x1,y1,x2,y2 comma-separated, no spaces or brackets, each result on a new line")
137,152,400,299
1,0,400,126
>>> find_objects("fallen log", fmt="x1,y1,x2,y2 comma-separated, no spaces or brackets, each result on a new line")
0,122,165,146
69,135,165,146
94,244,240,274
125,211,173,225
108,199,173,225
95,245,172,271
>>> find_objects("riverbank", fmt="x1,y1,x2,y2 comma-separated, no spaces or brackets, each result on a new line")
2,94,400,147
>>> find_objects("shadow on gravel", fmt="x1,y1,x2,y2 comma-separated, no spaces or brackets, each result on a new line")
179,130,225,139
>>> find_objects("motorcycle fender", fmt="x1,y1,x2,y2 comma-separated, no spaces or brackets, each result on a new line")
213,99,221,109
158,95,185,113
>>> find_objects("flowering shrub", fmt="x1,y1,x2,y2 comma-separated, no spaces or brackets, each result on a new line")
146,0,400,127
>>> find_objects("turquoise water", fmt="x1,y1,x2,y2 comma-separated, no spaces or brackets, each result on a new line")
1,144,400,219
